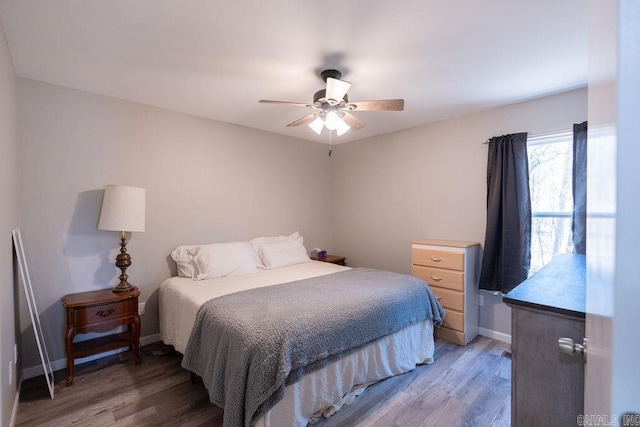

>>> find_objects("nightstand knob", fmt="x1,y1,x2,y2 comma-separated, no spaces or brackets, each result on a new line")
430,257,442,262
430,276,443,281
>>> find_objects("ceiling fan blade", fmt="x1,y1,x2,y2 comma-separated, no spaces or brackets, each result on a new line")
286,113,319,127
342,112,366,130
259,100,314,108
326,77,351,105
349,99,405,111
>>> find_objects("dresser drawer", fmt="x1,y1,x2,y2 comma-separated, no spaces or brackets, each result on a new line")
413,265,464,291
412,248,464,271
435,326,466,345
441,308,464,332
431,286,464,312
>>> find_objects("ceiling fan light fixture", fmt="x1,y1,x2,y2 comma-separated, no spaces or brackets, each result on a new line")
336,119,350,136
309,116,324,135
324,111,340,130
260,68,404,137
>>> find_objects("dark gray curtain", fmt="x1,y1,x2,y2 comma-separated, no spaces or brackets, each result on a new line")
479,133,531,294
572,121,588,254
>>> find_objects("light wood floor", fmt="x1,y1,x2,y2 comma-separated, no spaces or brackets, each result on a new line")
16,336,511,426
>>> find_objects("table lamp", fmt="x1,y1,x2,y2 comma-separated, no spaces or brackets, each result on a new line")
98,185,146,292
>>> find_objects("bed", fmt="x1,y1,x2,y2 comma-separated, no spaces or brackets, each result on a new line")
159,237,444,427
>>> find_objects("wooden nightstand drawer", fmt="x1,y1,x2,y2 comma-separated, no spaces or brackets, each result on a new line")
431,286,464,312
412,265,464,291
75,299,137,332
412,248,464,271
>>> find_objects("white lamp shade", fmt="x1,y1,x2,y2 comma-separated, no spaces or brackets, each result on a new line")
308,116,324,135
324,111,340,130
336,117,350,136
98,185,146,232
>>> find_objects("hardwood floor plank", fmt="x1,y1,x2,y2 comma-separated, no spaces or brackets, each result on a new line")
489,395,512,426
115,406,157,427
16,337,511,426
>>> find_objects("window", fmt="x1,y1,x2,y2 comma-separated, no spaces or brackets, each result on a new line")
527,131,574,275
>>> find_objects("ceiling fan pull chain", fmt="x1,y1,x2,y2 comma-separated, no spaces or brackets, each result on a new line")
328,131,332,156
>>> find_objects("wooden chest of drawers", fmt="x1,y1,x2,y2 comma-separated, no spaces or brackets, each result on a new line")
412,240,480,345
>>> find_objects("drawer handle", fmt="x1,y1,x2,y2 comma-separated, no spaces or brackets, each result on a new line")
430,276,442,281
430,257,442,262
436,297,442,300
96,308,115,317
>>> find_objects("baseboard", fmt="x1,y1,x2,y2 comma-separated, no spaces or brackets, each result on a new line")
21,333,161,380
139,333,160,346
479,327,512,344
9,376,21,427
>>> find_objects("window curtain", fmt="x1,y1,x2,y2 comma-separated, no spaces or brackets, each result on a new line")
479,133,531,294
572,121,588,254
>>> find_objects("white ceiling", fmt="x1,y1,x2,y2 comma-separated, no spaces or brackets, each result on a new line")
0,1,587,144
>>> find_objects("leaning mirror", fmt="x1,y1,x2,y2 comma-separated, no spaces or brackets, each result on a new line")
12,228,54,399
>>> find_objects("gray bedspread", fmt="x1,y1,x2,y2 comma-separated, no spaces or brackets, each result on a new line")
181,267,444,427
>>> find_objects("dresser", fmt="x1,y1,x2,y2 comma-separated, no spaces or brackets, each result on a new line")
412,240,480,345
504,254,585,426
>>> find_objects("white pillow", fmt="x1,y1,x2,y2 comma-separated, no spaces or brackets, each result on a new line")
170,245,201,278
249,231,300,246
192,242,258,280
256,239,310,269
249,232,301,267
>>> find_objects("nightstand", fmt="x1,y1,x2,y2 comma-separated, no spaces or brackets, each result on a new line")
62,287,141,385
310,254,347,266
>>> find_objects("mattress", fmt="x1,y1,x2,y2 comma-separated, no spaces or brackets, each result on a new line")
160,261,351,354
159,261,435,425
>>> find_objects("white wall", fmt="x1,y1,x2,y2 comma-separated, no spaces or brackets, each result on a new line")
331,88,588,337
16,78,334,368
0,17,19,427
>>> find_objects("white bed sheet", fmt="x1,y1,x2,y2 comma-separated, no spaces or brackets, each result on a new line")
159,260,435,426
160,261,350,354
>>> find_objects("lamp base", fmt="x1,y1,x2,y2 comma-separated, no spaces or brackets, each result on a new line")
112,231,135,293
112,281,135,293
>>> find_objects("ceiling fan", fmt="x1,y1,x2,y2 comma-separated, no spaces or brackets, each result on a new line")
259,69,404,136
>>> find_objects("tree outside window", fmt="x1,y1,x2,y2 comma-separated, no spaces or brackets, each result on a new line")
528,133,574,275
